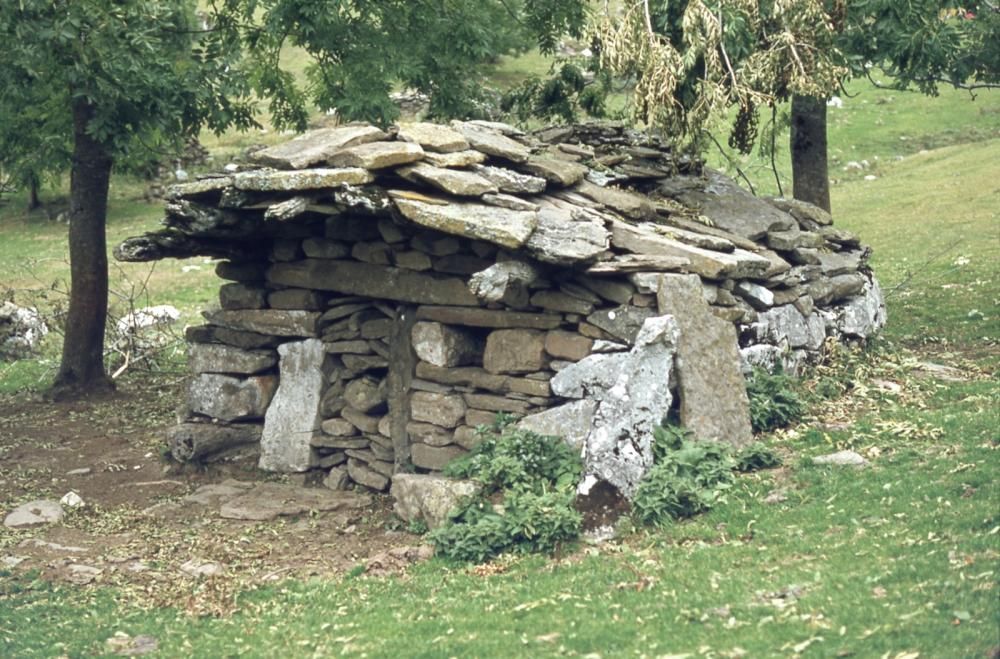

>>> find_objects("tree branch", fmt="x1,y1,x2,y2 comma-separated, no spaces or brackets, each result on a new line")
706,131,755,196
769,103,783,198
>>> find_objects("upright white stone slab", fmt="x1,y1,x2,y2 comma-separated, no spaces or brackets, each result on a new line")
259,339,327,472
551,315,679,498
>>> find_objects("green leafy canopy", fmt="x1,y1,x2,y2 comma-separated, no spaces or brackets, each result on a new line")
0,0,257,177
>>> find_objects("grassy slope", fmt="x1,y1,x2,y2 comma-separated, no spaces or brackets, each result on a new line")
1,58,998,657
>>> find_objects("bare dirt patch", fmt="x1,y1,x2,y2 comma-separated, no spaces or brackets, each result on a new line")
0,374,428,614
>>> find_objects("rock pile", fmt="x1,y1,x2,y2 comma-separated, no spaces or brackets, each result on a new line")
0,301,49,360
117,120,885,497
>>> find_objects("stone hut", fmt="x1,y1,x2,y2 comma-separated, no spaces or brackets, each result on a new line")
116,120,885,499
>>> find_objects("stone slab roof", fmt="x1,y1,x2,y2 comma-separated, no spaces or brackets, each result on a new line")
117,120,863,284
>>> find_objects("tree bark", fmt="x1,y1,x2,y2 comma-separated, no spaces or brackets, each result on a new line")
26,173,41,211
790,94,831,213
51,98,115,398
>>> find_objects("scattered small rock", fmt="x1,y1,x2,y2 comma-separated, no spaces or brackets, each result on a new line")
66,468,92,476
582,525,617,544
60,491,85,508
812,450,869,467
19,538,87,553
105,632,159,656
364,544,435,576
912,361,968,382
180,559,224,578
2,555,27,568
872,379,902,393
182,480,253,507
763,490,788,504
66,563,102,585
4,500,64,528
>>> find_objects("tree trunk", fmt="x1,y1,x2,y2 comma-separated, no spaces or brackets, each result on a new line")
790,94,831,213
27,174,41,211
51,98,115,398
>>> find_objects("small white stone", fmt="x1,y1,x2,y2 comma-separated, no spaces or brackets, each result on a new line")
60,492,85,509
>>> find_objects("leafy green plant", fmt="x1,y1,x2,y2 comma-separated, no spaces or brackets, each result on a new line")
432,423,583,562
407,519,429,536
430,490,581,563
633,425,737,526
746,367,806,432
443,424,582,495
734,443,782,472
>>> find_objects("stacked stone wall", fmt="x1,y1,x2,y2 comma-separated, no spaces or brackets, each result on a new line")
118,120,886,496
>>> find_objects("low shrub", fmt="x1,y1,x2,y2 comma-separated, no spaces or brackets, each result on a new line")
734,442,783,472
633,425,782,526
632,424,736,525
430,490,581,563
431,421,583,562
746,367,806,432
443,420,581,494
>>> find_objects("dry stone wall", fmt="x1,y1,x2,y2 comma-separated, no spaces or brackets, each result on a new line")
118,120,885,498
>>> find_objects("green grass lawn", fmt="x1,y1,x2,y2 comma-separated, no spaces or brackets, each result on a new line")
1,56,998,657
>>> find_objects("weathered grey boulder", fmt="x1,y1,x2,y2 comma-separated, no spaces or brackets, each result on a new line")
423,150,487,168
202,309,321,337
168,422,262,462
836,278,886,339
551,315,679,498
483,329,547,374
410,391,467,428
398,163,498,197
658,274,753,447
812,450,868,467
657,170,796,240
412,322,483,367
0,302,49,359
188,374,277,421
232,168,373,191
347,459,390,491
329,141,425,169
411,443,467,471
453,123,531,162
525,208,609,265
343,375,387,413
396,122,469,153
219,482,371,520
187,343,276,375
543,330,593,362
472,164,546,193
753,305,827,350
250,125,388,169
468,260,540,305
406,422,454,447
585,305,656,345
219,282,267,310
520,155,588,186
4,500,64,528
393,196,537,249
258,339,327,472
391,474,481,529
517,400,597,451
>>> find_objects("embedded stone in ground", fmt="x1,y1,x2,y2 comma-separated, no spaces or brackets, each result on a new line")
391,473,482,529
219,482,372,520
4,500,64,528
